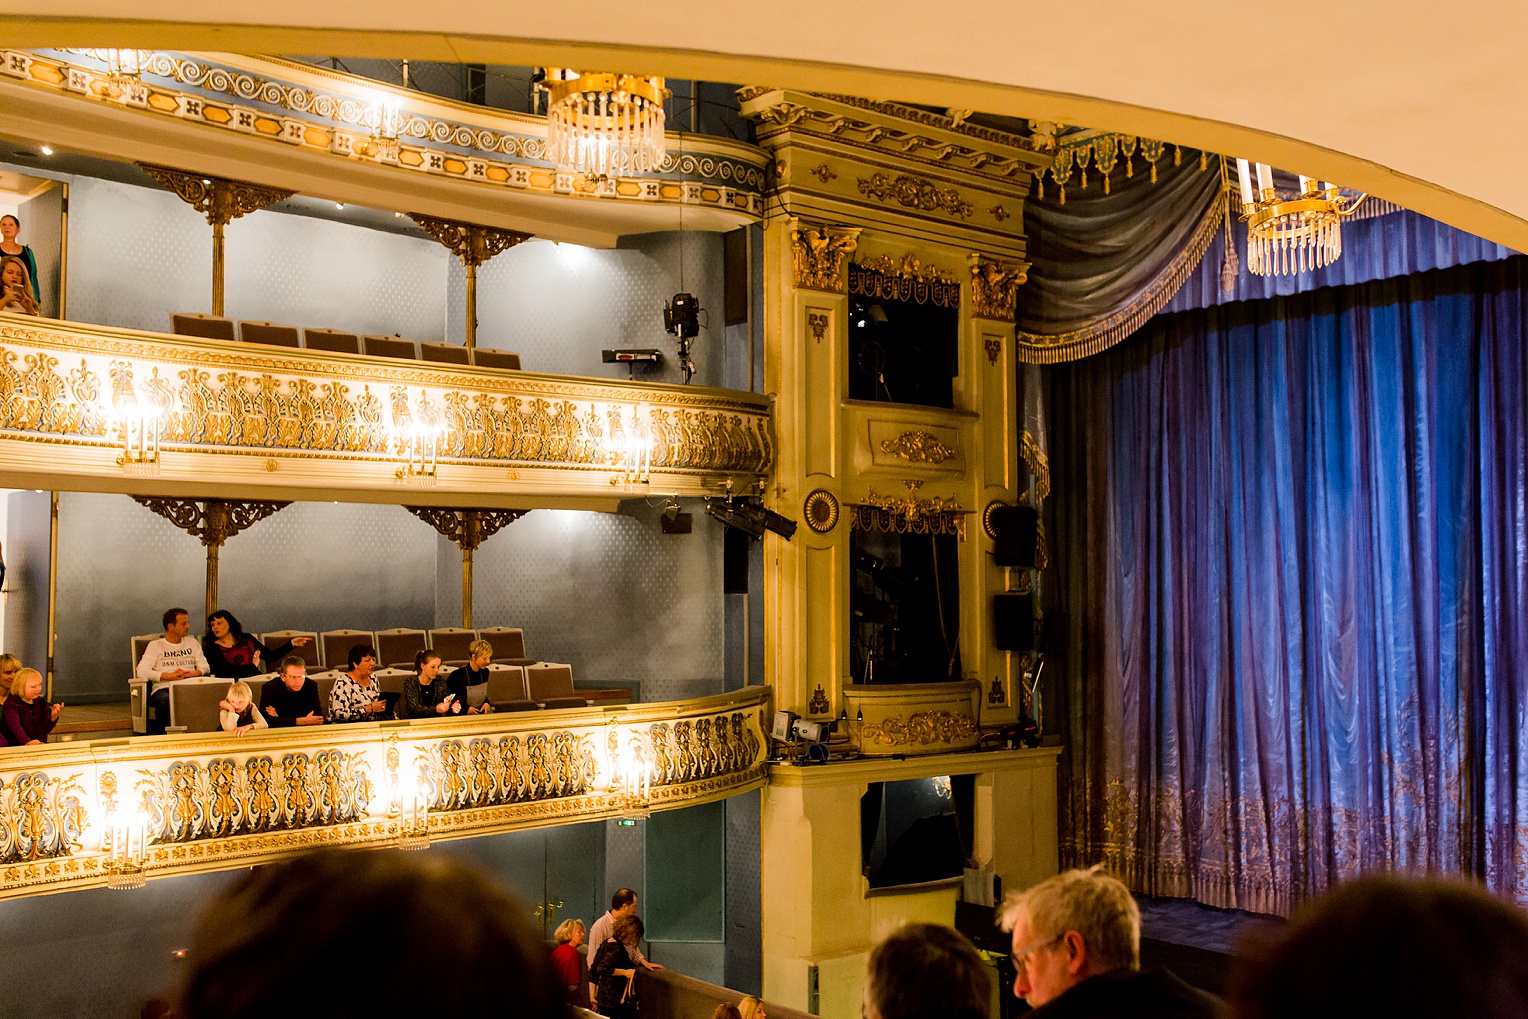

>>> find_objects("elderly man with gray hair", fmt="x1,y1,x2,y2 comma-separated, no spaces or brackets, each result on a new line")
1001,866,1219,1018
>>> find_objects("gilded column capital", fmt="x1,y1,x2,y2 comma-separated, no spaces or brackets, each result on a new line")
406,506,527,551
789,219,862,293
407,214,532,268
138,164,294,226
968,254,1030,323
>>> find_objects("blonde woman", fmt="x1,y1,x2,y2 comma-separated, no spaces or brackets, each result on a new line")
550,918,586,1003
0,653,21,707
737,996,767,1019
0,255,40,316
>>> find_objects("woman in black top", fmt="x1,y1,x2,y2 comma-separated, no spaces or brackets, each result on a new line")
203,610,311,678
401,650,461,719
591,914,643,1019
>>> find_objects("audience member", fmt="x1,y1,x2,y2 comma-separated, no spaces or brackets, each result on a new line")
712,1005,742,1019
1001,866,1218,1018
0,652,21,707
448,639,496,714
551,918,586,1004
202,610,311,679
3,667,59,745
0,214,39,302
865,924,986,1019
177,848,564,1019
259,656,324,727
136,607,209,735
219,681,267,736
328,644,391,723
588,887,662,1005
401,650,461,719
1229,875,1528,1019
591,913,645,1019
0,254,39,316
737,996,766,1019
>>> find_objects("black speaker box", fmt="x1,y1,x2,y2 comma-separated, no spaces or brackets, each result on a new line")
724,526,751,594
990,505,1039,568
993,592,1036,652
660,511,693,534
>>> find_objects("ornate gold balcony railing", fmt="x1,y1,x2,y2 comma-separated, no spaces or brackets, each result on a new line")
0,687,769,899
0,316,773,505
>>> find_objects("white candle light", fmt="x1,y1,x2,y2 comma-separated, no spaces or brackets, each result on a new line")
1236,158,1255,208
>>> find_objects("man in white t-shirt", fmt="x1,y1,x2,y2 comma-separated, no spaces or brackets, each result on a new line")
135,606,210,735
586,888,662,1005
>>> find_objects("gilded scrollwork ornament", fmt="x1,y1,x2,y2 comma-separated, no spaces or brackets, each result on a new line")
857,172,975,219
790,220,862,293
857,710,977,748
969,254,1030,322
878,430,957,465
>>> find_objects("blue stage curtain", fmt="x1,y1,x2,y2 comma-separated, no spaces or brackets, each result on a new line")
1048,256,1528,915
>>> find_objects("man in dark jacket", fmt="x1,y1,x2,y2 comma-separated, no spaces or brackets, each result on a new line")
1003,867,1220,1019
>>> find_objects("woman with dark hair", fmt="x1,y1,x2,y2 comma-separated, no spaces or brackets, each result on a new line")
591,914,644,1019
400,649,461,719
202,610,310,679
0,255,40,316
1229,875,1528,1019
0,215,39,303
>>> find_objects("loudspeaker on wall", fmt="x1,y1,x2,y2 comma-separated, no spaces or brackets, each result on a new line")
990,505,1039,568
992,592,1036,652
724,527,751,594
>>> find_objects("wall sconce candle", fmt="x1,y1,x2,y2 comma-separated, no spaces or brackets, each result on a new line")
105,807,149,890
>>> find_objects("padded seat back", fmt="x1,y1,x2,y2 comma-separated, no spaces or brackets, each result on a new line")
131,632,163,675
303,328,362,354
526,663,584,708
240,321,301,347
363,335,418,359
171,312,237,341
374,628,429,670
475,626,529,662
473,349,522,370
485,665,528,704
170,675,272,733
420,342,471,365
311,672,340,715
428,628,477,666
320,629,376,670
259,631,321,671
371,668,411,697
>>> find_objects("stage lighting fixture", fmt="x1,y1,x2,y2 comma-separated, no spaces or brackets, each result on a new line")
705,499,766,539
664,292,702,384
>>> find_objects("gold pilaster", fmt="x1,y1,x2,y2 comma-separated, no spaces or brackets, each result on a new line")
408,214,531,362
132,498,289,613
137,164,293,317
405,507,526,627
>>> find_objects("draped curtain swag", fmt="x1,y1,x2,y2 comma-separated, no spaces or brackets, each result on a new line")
1017,155,1226,364
1048,257,1528,915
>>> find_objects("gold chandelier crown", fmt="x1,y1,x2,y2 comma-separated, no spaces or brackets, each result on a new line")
1236,159,1368,277
542,68,668,178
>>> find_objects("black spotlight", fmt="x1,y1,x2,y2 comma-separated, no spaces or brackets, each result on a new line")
664,292,702,384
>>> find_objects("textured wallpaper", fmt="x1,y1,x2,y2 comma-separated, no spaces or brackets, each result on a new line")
65,176,448,340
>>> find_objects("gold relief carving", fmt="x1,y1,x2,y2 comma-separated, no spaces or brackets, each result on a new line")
858,710,977,748
990,204,1011,222
984,336,1003,366
757,103,812,129
988,675,1007,706
808,163,837,184
853,481,965,538
803,489,840,533
0,771,87,863
853,254,956,284
790,221,861,293
133,498,289,548
0,320,774,480
407,214,530,267
406,507,526,551
857,172,975,219
806,311,830,344
137,165,294,227
969,255,1030,322
808,685,830,715
878,430,957,465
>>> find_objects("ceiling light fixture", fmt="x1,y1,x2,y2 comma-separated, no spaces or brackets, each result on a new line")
39,145,53,156
541,69,668,179
1235,158,1368,277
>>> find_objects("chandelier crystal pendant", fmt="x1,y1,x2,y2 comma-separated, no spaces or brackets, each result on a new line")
542,69,668,178
1235,158,1368,277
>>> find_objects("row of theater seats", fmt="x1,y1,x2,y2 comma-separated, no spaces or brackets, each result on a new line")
129,626,531,677
169,312,523,370
149,661,598,734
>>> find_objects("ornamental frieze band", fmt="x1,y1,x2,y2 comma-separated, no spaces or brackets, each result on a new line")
0,688,769,899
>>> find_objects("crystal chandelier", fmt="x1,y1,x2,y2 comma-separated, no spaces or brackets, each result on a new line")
542,69,668,178
1236,159,1368,276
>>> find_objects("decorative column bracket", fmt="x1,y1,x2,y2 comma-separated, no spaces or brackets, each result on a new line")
132,497,290,613
137,164,294,317
968,254,1030,323
406,507,528,627
408,214,532,360
789,218,862,293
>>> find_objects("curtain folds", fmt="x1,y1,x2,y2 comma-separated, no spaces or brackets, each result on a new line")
1017,157,1225,364
1049,257,1528,915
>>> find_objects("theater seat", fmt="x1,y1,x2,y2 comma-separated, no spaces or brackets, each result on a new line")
363,335,419,360
239,321,302,347
130,632,163,676
320,629,376,670
169,675,273,733
311,672,340,716
475,626,535,667
525,663,587,710
473,349,522,370
483,665,537,712
259,631,321,671
171,312,237,341
420,342,471,365
371,668,410,698
374,628,429,671
303,328,362,354
428,628,477,667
